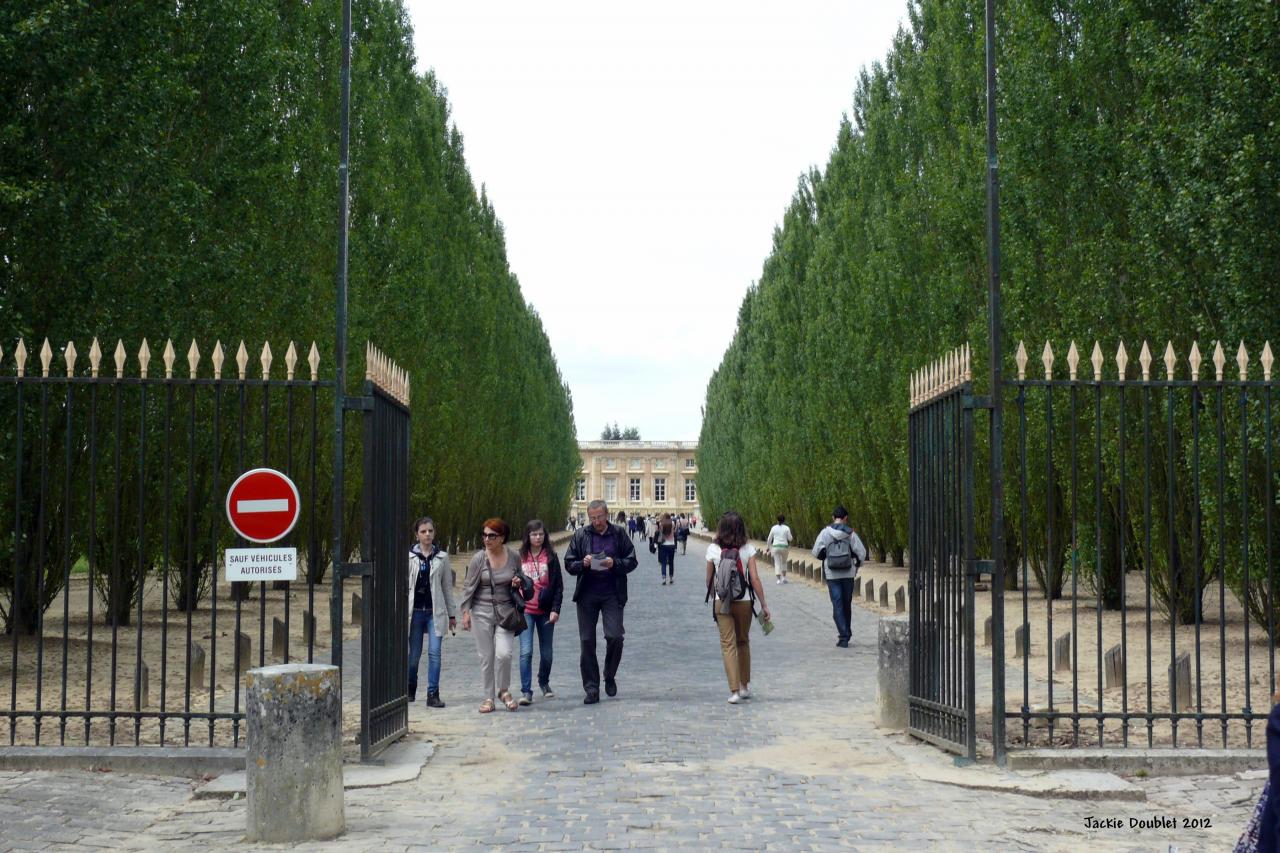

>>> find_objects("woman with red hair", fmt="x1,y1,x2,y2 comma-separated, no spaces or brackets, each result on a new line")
459,518,530,713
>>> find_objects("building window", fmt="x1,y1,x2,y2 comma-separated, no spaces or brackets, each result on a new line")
654,478,666,502
653,458,667,471
684,458,695,469
604,457,617,470
685,480,696,502
629,478,641,502
628,457,643,471
604,478,617,502
575,478,585,501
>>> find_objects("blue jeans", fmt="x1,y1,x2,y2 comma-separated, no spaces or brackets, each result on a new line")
408,610,442,697
657,543,677,578
519,611,555,694
827,578,854,642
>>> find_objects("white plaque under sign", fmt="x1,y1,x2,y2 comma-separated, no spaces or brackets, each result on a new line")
225,547,298,582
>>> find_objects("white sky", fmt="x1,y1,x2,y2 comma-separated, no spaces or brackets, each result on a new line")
405,1,909,440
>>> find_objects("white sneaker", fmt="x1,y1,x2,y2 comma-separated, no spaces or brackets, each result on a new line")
727,692,741,704
775,577,783,585
738,684,751,700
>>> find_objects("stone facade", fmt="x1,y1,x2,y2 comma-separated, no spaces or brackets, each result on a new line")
570,440,699,523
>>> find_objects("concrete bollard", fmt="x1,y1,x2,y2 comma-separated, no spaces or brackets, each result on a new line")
190,642,206,690
245,663,344,842
879,582,889,608
273,617,287,660
894,586,906,613
351,593,363,626
877,616,910,729
853,576,861,597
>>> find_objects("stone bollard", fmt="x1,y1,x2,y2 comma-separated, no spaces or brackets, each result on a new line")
1169,652,1192,713
1104,644,1125,689
1014,623,1030,658
879,582,889,608
1054,632,1072,673
245,664,344,842
877,616,910,729
273,617,287,660
983,616,993,647
894,586,906,613
853,576,862,597
866,579,876,602
190,642,206,690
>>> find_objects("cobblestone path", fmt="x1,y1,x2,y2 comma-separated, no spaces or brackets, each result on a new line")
0,537,1263,850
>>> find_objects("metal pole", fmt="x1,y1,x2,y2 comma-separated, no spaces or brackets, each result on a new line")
331,0,352,669
984,0,1007,766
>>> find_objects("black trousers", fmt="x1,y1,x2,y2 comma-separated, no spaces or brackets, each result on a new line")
577,587,624,694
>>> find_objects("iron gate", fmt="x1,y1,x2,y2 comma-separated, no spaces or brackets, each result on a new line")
908,351,978,760
349,347,410,760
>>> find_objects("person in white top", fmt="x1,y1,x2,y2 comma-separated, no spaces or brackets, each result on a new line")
704,511,770,705
766,514,794,584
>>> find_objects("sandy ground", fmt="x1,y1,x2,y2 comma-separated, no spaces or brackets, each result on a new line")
714,533,1273,750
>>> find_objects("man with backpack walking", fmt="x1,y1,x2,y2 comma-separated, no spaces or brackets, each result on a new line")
811,505,867,648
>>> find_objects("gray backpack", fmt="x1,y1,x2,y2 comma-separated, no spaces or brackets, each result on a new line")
706,548,748,614
825,534,856,571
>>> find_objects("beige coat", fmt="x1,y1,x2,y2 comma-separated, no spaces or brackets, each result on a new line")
408,546,457,638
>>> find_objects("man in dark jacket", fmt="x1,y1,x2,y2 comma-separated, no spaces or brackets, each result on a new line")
564,499,638,704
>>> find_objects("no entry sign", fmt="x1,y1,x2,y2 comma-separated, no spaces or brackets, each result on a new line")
225,468,300,543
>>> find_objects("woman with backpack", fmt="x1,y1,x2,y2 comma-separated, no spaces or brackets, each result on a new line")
459,518,531,713
656,513,679,585
516,519,563,705
704,511,771,704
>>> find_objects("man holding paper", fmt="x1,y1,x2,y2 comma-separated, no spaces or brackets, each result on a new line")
564,500,638,704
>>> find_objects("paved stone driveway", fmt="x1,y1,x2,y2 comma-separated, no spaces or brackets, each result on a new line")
0,538,1263,850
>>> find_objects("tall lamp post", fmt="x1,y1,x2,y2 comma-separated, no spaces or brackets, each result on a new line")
331,0,353,668
984,0,1008,767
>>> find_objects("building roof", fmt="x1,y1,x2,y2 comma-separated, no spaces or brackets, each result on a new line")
578,440,698,451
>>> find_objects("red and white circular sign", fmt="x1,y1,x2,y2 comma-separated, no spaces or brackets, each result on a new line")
225,468,301,543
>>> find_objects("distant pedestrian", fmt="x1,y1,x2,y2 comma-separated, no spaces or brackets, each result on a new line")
676,514,690,554
628,516,637,538
407,516,456,708
459,518,531,713
656,513,678,584
704,511,770,705
564,500,638,704
766,514,794,584
516,519,563,704
810,505,867,648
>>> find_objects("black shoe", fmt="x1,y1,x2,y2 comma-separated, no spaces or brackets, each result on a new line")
836,639,850,648
605,678,617,697
584,692,600,705
426,690,445,708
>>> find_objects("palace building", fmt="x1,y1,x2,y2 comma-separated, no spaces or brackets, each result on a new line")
570,441,699,523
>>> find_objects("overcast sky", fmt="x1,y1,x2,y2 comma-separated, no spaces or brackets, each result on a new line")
405,1,909,441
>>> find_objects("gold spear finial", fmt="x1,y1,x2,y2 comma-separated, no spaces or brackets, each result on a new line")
1237,341,1249,382
89,338,102,377
64,340,78,376
1163,341,1176,381
1263,342,1274,382
308,342,320,381
1067,341,1080,381
1213,341,1226,382
113,340,126,378
187,340,200,378
212,341,225,380
15,338,27,377
236,341,248,380
1041,341,1054,381
260,341,273,381
137,339,151,379
1091,342,1103,381
162,339,176,379
1189,341,1202,381
1116,341,1128,381
1138,341,1152,382
39,338,52,377
285,341,297,380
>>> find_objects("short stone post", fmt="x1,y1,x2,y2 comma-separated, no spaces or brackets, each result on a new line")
853,576,862,597
877,616,910,729
1104,644,1125,689
866,580,876,602
273,617,288,660
245,664,344,842
1054,632,1072,673
236,632,253,675
1169,652,1192,713
134,662,150,710
983,616,993,647
351,592,363,626
302,610,317,647
1014,623,1030,658
190,642,206,690
894,586,906,613
878,582,889,608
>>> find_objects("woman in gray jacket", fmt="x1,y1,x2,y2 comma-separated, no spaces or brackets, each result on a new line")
408,516,457,708
459,518,529,713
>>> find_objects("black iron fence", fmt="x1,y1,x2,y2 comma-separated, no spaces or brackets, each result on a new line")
0,337,340,747
1002,339,1277,750
907,349,977,760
